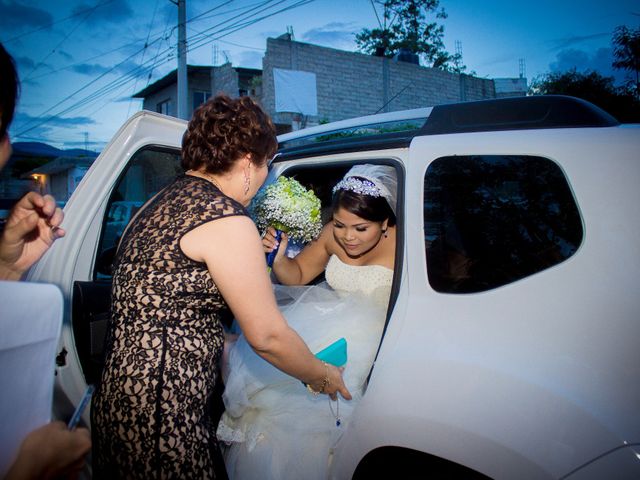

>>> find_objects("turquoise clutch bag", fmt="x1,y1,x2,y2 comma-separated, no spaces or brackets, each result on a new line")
315,337,347,367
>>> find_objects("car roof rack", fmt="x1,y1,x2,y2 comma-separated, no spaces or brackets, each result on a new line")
277,107,431,152
275,95,619,161
420,95,619,135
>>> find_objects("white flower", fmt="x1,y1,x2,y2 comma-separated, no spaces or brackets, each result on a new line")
250,176,323,243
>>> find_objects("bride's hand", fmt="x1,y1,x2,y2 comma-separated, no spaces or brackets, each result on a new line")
325,365,352,401
262,227,288,261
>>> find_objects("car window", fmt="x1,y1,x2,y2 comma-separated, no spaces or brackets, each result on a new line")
94,147,182,279
424,155,583,293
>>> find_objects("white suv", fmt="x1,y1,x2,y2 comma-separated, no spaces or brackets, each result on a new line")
27,95,640,479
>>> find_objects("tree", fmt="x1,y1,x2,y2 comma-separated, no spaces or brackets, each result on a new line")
612,25,640,98
529,69,640,122
355,0,464,72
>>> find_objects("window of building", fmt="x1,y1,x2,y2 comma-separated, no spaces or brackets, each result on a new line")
193,91,212,111
424,155,583,294
156,99,171,115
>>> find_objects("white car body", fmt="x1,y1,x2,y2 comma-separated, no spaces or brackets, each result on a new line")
27,96,640,479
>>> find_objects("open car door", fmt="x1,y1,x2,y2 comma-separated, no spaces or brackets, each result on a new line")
26,111,186,423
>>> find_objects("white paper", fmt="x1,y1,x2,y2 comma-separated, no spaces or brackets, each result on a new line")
0,281,63,476
273,68,318,116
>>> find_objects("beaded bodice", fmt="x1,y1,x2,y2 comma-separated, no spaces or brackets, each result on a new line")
324,254,393,307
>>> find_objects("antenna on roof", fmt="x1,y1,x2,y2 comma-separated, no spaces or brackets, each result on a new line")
286,25,295,40
519,58,526,79
454,40,463,71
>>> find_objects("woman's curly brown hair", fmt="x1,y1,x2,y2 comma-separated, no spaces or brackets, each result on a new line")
181,94,277,173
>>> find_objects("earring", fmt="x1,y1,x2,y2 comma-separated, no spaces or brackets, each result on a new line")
243,174,250,195
382,228,388,238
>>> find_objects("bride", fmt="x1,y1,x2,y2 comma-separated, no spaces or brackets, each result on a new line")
217,164,397,479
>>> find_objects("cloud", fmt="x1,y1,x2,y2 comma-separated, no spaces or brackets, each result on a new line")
57,50,74,62
11,111,97,145
301,22,358,50
549,47,627,85
548,32,611,52
71,0,133,25
13,55,58,86
15,111,96,129
0,1,53,32
71,63,112,76
71,59,147,78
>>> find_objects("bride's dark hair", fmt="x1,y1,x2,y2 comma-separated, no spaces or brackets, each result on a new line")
332,186,396,227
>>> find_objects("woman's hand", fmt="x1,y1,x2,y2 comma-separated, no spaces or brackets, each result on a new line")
262,226,288,264
309,363,352,401
328,365,352,401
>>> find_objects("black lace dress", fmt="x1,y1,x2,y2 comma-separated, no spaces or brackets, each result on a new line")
91,175,245,479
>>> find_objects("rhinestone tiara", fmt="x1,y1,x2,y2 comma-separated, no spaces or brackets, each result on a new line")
332,176,383,197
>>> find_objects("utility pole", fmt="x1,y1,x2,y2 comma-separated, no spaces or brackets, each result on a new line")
177,0,188,120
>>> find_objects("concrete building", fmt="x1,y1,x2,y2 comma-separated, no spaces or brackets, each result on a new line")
132,35,527,134
132,65,262,120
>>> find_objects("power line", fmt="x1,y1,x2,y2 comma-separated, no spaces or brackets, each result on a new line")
15,0,316,139
16,43,160,136
22,3,101,83
188,0,314,53
127,0,161,118
186,0,286,51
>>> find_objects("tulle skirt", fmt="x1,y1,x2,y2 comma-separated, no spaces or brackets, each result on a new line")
217,282,386,480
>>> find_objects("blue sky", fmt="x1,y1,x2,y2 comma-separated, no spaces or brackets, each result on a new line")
1,0,638,150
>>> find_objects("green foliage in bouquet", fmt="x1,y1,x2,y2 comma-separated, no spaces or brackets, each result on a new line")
250,176,323,243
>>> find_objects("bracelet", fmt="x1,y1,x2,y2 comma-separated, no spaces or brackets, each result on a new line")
306,361,330,396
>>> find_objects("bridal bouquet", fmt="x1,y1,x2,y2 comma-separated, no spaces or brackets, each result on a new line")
250,175,323,243
250,176,322,266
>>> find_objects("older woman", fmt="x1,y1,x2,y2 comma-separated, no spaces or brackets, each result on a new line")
91,95,350,479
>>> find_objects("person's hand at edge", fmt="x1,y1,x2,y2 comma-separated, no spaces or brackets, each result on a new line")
0,192,65,280
4,421,91,480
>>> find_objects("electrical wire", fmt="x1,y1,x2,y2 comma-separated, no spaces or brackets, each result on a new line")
14,0,316,140
127,0,161,118
21,3,101,83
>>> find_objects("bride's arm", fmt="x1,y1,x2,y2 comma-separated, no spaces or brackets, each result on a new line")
181,216,351,400
266,223,332,285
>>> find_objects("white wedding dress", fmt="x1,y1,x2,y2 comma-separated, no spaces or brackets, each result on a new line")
217,255,393,480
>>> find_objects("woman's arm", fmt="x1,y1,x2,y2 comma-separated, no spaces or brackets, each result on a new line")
264,223,333,285
181,216,351,399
